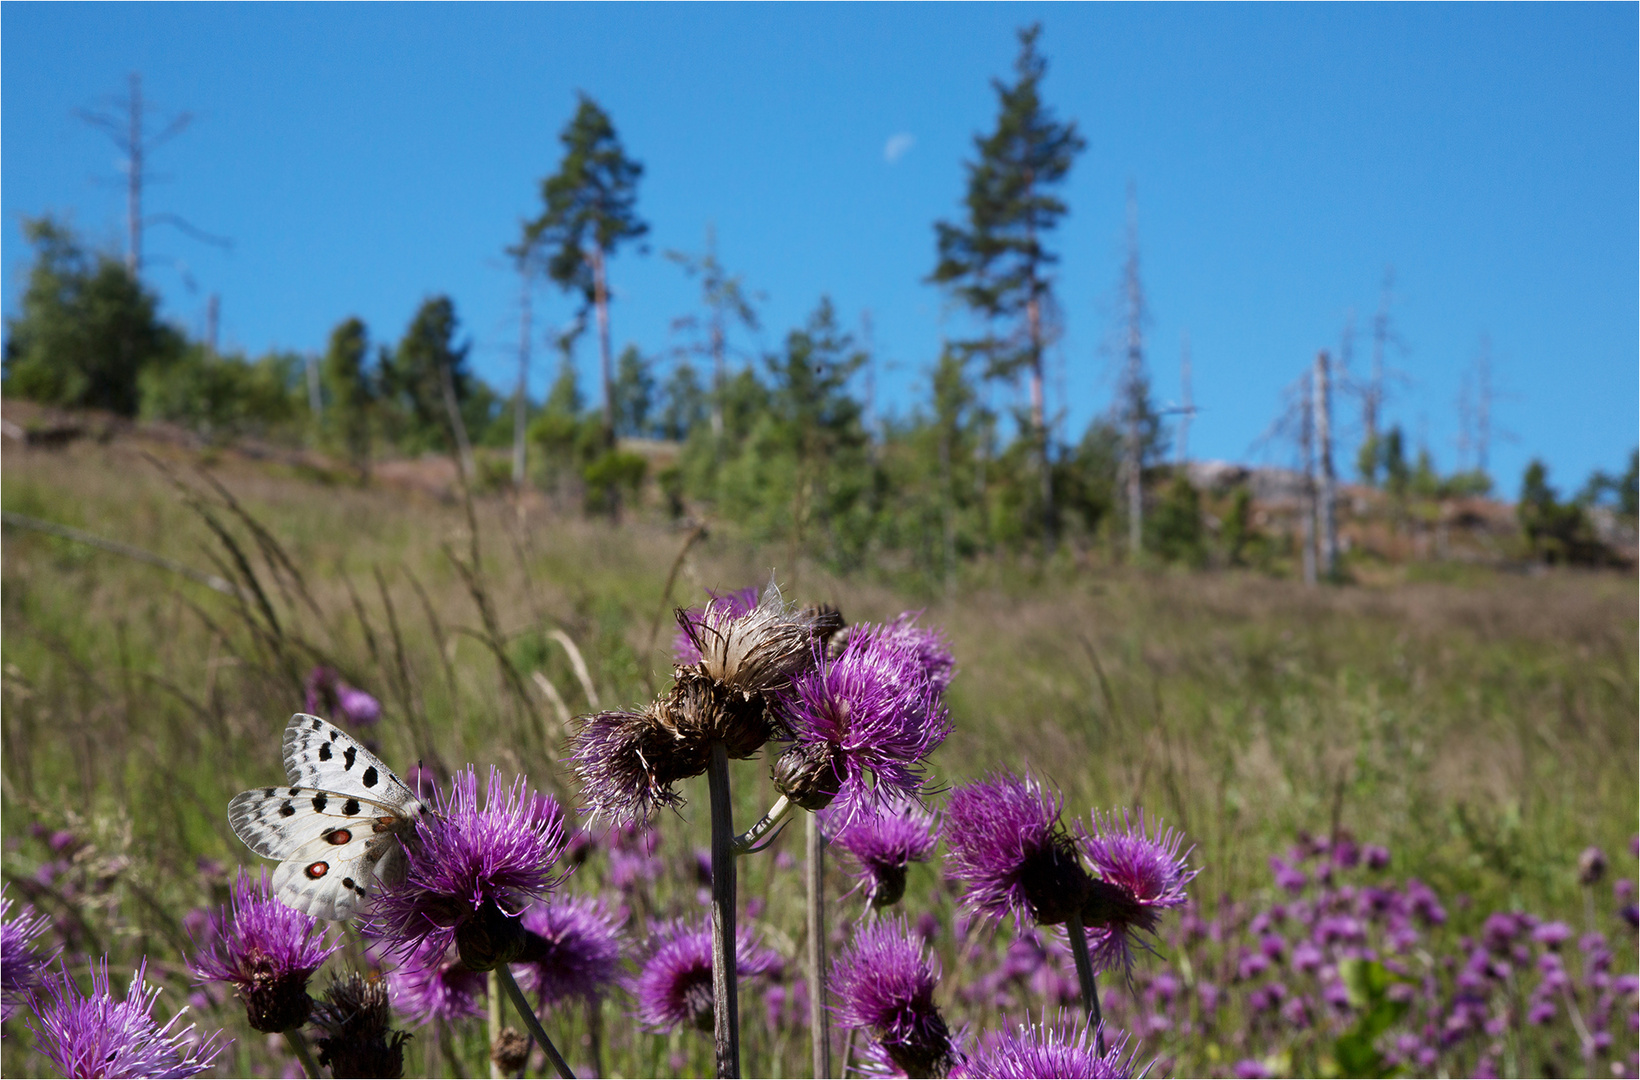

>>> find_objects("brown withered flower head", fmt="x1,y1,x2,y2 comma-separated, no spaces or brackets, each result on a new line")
571,581,825,825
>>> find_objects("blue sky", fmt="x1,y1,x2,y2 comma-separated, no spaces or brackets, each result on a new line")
5,3,1635,492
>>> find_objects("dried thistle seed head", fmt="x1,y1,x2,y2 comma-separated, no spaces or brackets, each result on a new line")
570,705,710,826
492,1028,530,1073
1578,846,1608,887
312,972,412,1080
675,580,821,694
806,604,847,653
771,740,845,811
664,672,773,760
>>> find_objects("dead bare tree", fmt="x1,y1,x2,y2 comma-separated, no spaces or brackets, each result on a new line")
76,72,229,278
513,262,534,488
1314,350,1337,579
1118,185,1150,558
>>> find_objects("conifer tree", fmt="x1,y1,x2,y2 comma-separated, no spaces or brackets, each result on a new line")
522,94,647,445
321,317,375,474
380,296,473,456
930,24,1085,547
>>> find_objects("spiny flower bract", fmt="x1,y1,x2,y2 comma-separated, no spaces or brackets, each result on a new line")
27,957,227,1079
831,916,959,1078
1078,809,1198,976
188,868,340,1033
776,623,951,822
372,766,568,964
945,771,1092,928
631,917,781,1033
960,1011,1140,1079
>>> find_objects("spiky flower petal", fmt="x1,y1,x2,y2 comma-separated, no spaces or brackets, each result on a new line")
188,868,340,1032
372,767,568,966
829,800,940,908
386,941,486,1026
516,896,623,1007
831,916,959,1079
1078,810,1197,976
631,917,781,1033
2,887,55,1021
28,957,227,1079
775,624,951,821
945,771,1092,928
960,1011,1140,1079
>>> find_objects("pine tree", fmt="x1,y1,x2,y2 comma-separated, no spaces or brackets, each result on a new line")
321,317,375,474
522,94,647,445
3,216,182,415
380,297,473,457
930,24,1085,548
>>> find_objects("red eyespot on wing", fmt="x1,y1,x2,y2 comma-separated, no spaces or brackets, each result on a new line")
305,862,329,879
326,829,352,845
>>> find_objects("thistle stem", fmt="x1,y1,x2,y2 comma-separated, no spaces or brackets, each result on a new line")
807,811,832,1078
283,1029,320,1080
708,740,741,1078
488,970,504,1079
496,964,576,1079
1066,910,1106,1057
732,794,793,855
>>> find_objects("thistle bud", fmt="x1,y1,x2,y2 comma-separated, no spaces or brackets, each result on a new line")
312,973,412,1080
772,741,845,811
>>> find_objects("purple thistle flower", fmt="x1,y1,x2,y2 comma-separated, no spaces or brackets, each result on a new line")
372,767,569,968
831,916,960,1078
386,941,486,1026
188,868,340,1033
2,887,56,1021
673,587,761,665
305,666,382,728
1077,810,1196,977
880,612,957,692
828,799,940,908
27,957,228,1079
944,771,1092,928
516,896,623,1008
631,917,781,1033
959,1011,1139,1079
774,624,952,820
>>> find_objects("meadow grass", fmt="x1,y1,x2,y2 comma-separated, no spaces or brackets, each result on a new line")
2,433,1634,1077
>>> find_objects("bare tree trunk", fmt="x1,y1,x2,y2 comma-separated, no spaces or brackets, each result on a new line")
1314,351,1336,580
440,355,477,484
1301,371,1317,587
513,268,532,488
590,246,615,447
127,72,143,274
1027,296,1054,550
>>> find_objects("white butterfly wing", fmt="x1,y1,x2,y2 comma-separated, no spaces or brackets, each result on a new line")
281,713,422,811
228,785,415,860
269,824,401,922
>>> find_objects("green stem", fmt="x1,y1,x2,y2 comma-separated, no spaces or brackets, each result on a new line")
283,1029,321,1080
732,794,793,855
807,811,832,1078
488,970,505,1079
1066,910,1106,1057
496,964,575,1079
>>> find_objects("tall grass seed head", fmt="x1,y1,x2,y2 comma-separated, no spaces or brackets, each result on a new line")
188,868,341,1033
945,771,1092,928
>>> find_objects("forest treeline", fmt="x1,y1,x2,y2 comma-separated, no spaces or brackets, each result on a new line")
5,27,1635,579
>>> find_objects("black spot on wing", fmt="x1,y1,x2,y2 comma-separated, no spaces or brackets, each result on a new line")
344,746,357,771
343,798,360,816
362,766,379,788
280,800,296,818
311,794,328,813
288,787,301,797
264,787,275,798
311,717,323,731
318,743,332,762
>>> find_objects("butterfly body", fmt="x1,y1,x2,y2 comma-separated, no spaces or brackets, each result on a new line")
228,714,426,921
